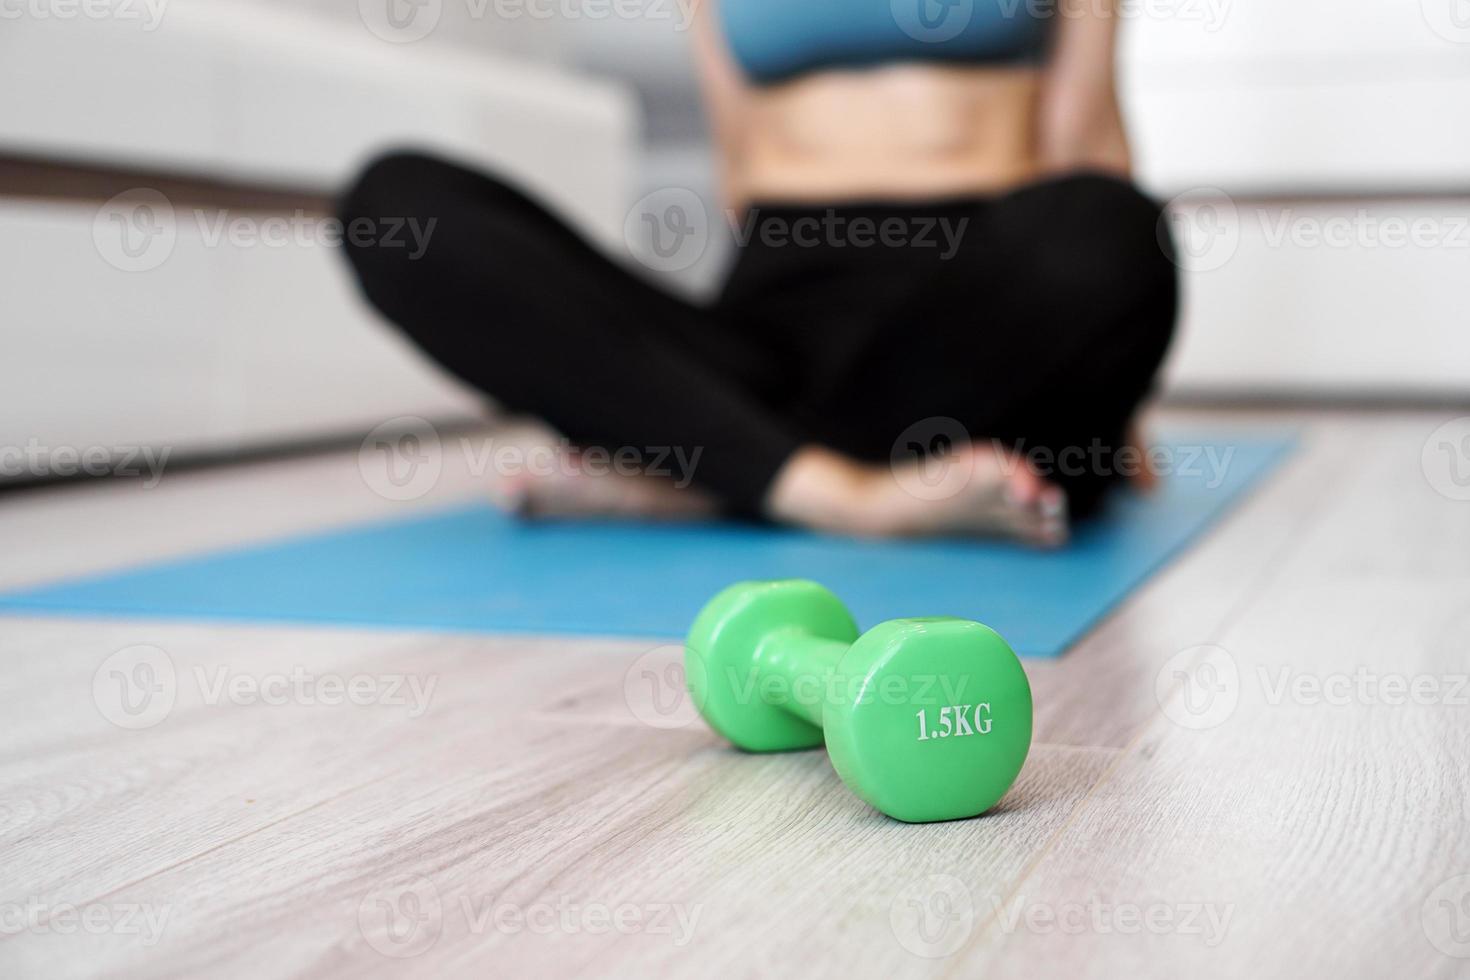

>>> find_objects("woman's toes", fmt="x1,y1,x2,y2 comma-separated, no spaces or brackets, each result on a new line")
487,472,532,515
1039,485,1066,521
1001,460,1046,508
1006,481,1069,548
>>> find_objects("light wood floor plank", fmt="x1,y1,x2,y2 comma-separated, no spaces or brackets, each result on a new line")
942,418,1470,979
0,616,1121,978
1,409,1465,978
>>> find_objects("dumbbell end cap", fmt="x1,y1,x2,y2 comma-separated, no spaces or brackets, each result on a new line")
825,618,1033,823
684,579,859,752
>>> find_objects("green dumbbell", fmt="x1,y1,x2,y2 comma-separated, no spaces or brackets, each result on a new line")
685,580,1032,823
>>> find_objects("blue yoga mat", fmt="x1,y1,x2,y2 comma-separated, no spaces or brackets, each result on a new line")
0,436,1293,657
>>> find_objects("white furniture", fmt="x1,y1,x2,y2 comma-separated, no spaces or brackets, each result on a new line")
1121,0,1470,396
0,1,638,475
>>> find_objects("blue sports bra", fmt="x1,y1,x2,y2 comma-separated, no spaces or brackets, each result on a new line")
719,0,1051,85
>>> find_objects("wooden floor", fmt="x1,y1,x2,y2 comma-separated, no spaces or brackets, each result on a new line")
1,408,1468,979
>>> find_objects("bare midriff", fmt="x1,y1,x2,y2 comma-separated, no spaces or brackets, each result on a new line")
732,63,1042,206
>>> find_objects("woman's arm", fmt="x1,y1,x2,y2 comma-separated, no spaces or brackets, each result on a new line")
691,0,751,213
1036,0,1131,176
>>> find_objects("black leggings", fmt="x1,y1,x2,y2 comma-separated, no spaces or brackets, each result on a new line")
339,152,1178,516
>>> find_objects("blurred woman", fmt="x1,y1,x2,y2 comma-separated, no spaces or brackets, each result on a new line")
339,0,1176,543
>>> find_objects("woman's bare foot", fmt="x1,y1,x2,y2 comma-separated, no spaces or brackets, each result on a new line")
487,425,720,521
765,443,1068,546
487,424,1065,543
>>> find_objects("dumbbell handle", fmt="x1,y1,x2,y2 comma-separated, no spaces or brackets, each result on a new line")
754,630,852,729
